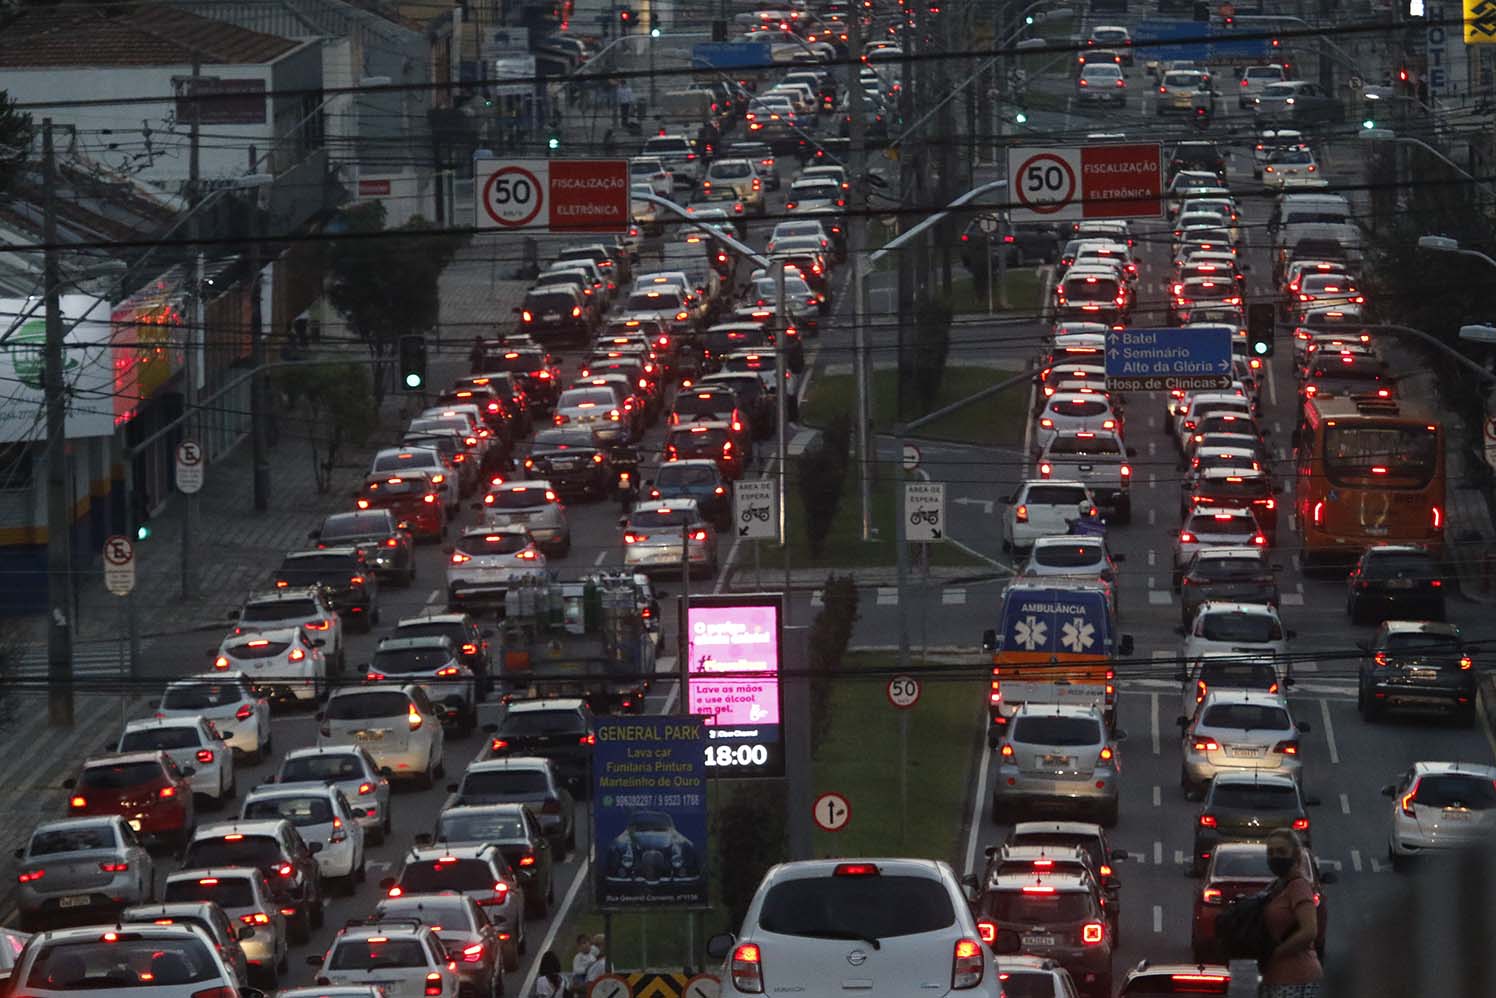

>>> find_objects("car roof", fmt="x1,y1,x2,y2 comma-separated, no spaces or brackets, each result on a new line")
1192,547,1267,560
123,716,204,731
1031,535,1104,550
1411,760,1496,777
165,866,264,882
244,781,341,801
760,858,948,885
465,756,554,773
988,871,1092,891
327,683,419,700
83,750,167,768
1379,620,1460,636
1198,689,1289,710
335,923,431,942
1196,466,1267,481
31,816,126,833
192,819,289,839
283,744,374,762
30,923,213,945
507,697,585,714
1210,771,1298,788
1011,820,1104,837
408,843,497,861
1363,544,1430,556
396,612,471,628
1013,703,1104,720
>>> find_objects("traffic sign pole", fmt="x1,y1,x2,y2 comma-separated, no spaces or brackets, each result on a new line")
887,675,921,847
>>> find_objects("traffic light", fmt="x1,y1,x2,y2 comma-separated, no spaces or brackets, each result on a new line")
1361,115,1376,130
649,15,660,37
547,131,561,151
1014,111,1028,124
130,491,151,542
1247,303,1275,358
619,7,633,31
398,334,427,392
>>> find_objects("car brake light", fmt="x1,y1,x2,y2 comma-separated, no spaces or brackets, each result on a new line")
1432,506,1443,528
408,709,424,730
999,743,1014,759
1401,781,1419,816
68,794,86,808
1179,531,1196,543
1081,922,1105,945
195,749,215,764
240,912,271,925
1273,740,1299,755
1038,463,1052,476
288,647,305,662
1193,739,1219,751
17,869,44,883
235,703,254,720
158,786,176,799
976,919,997,944
1120,464,1131,478
731,943,763,993
580,733,597,746
1292,818,1310,831
1202,886,1224,904
425,972,443,996
952,938,984,989
1199,814,1217,827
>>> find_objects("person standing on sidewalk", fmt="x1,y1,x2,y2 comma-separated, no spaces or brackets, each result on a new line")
617,80,634,129
1258,828,1323,998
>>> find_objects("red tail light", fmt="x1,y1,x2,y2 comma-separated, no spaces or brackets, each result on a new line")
274,863,294,878
1192,739,1219,751
952,938,984,989
158,786,176,799
1201,886,1223,904
1272,740,1299,755
1401,782,1419,817
240,912,271,926
17,869,44,883
579,733,597,746
731,943,763,993
1199,814,1217,827
425,972,443,996
976,919,997,944
358,782,375,795
196,749,215,764
235,703,254,721
1292,818,1310,831
1081,921,1105,945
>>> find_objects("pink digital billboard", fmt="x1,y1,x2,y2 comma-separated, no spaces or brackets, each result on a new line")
685,600,781,727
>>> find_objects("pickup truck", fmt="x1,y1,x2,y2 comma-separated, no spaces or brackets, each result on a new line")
1037,429,1135,524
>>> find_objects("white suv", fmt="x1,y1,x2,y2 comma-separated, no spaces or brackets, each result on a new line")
156,671,272,763
310,922,462,998
319,684,447,788
1001,480,1100,554
117,717,236,808
241,782,367,893
1179,600,1292,663
707,858,1001,997
213,626,328,705
991,704,1122,827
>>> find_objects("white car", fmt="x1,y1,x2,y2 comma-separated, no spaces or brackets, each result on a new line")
369,635,480,735
1179,690,1307,794
1252,128,1303,178
311,921,463,998
156,671,272,762
1173,392,1253,449
1239,64,1287,107
1384,761,1496,870
1077,62,1127,105
478,480,571,556
371,446,460,511
707,858,1002,997
1172,508,1267,589
6,923,245,998
319,684,447,788
629,156,673,196
229,586,344,673
213,625,328,704
622,498,719,577
1262,146,1319,188
1019,535,1123,610
117,717,236,808
241,782,367,892
1035,390,1120,454
445,525,546,608
276,745,392,844
1001,479,1099,554
161,867,288,987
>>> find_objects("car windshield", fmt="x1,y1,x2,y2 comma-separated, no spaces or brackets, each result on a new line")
1198,661,1278,688
1382,632,1462,656
1050,399,1109,417
1211,849,1272,878
1200,704,1290,731
628,507,696,529
1165,73,1202,87
1412,774,1496,810
534,429,596,450
182,836,282,869
79,762,164,790
757,874,955,939
1012,716,1102,747
326,691,414,720
1023,486,1090,506
1194,555,1267,579
243,796,334,827
280,754,366,783
225,638,292,660
1033,544,1104,569
119,727,200,751
242,600,317,623
329,939,429,971
1063,277,1118,302
461,770,551,797
31,825,115,854
372,647,453,674
627,291,681,310
1209,782,1299,809
981,890,1092,923
1363,553,1437,580
321,513,390,539
489,487,551,510
278,556,354,582
1200,612,1282,642
400,859,492,892
438,811,527,843
712,162,753,178
456,533,531,556
373,452,436,472
1270,148,1313,164
165,877,255,908
501,709,586,735
999,971,1059,998
1188,514,1257,537
656,465,719,489
1324,424,1438,488
559,389,616,408
162,682,244,710
378,897,472,929
25,937,220,989
1263,83,1298,97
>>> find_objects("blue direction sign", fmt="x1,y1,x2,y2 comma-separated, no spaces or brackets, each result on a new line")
1105,325,1233,392
692,42,772,70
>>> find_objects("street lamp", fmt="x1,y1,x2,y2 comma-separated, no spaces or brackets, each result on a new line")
1417,234,1496,270
1459,324,1496,344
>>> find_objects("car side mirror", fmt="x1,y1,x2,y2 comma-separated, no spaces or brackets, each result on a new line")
1185,788,1204,802
308,842,323,855
1110,848,1129,862
1119,634,1134,656
987,726,1003,750
218,730,233,741
1297,721,1312,733
618,516,629,528
226,609,240,621
1355,640,1369,652
960,872,979,893
512,307,522,315
148,699,161,709
706,933,736,960
981,628,998,652
313,639,326,648
378,877,397,890
446,782,460,793
1381,784,1396,797
380,767,394,778
314,712,325,722
1319,869,1338,885
414,833,433,846
180,766,196,777
351,491,361,500
1112,553,1126,563
239,926,256,941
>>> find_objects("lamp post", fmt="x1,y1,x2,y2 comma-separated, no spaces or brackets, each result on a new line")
1417,234,1496,271
1361,129,1496,202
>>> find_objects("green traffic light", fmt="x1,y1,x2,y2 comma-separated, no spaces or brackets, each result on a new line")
1253,340,1270,356
404,372,424,389
135,524,151,541
650,27,661,37
547,135,560,150
1361,118,1375,130
1025,14,1034,24
1015,112,1028,124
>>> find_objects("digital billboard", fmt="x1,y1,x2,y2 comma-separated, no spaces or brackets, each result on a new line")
685,593,785,778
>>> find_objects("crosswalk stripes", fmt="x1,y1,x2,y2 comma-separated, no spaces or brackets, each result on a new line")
4,647,126,680
805,587,973,608
941,589,967,605
876,587,898,606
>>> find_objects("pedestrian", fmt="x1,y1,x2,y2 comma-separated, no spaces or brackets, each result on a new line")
1257,828,1323,997
602,128,617,155
569,934,598,992
583,934,608,986
533,952,566,997
617,80,635,128
468,335,486,374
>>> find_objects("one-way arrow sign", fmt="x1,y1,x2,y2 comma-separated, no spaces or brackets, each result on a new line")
733,479,779,542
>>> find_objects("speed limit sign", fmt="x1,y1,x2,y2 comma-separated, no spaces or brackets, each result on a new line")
887,675,921,709
474,158,630,232
481,164,545,228
1013,152,1076,216
1007,143,1163,222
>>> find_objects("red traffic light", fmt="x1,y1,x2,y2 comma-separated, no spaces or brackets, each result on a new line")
1398,67,1410,82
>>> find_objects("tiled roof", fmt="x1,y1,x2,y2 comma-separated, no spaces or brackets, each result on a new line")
0,5,300,68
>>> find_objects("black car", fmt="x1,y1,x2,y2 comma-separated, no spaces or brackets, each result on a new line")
1347,544,1445,624
429,803,556,918
1358,620,1476,723
271,548,378,632
1180,655,1286,713
960,219,1063,270
472,347,562,412
181,820,323,942
1191,773,1314,876
517,287,592,343
699,372,772,438
1178,549,1280,627
481,699,595,792
700,325,771,372
393,612,494,691
438,382,520,444
1169,140,1227,183
308,510,415,587
522,426,612,499
647,459,732,531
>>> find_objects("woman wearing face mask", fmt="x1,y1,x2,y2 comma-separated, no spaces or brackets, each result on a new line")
1259,827,1322,997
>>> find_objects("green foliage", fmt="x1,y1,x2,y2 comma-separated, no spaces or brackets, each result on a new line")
807,573,859,753
796,413,851,558
0,90,34,194
275,361,376,493
910,299,953,415
711,782,786,931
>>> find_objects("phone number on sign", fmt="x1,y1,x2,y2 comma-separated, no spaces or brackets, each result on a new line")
610,793,704,808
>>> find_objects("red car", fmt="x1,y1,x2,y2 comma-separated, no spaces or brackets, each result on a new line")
62,751,195,850
355,471,446,542
1191,841,1332,963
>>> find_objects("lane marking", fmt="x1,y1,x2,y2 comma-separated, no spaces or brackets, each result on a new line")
425,588,441,605
1152,785,1161,808
1370,856,1386,873
964,705,994,877
810,590,825,606
1318,698,1340,765
877,587,898,606
1339,792,1350,815
1351,849,1363,873
943,589,968,605
1154,840,1163,865
1149,590,1173,605
1146,576,1156,589
1280,593,1305,606
1147,550,1157,567
592,550,608,566
1152,905,1163,934
1147,508,1157,526
1175,849,1186,866
1150,693,1161,756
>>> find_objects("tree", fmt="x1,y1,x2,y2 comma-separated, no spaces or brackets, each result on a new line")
322,203,465,407
275,361,376,494
0,89,34,195
796,413,850,558
711,782,785,930
807,573,858,752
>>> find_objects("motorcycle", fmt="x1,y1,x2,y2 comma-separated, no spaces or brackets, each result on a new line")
611,445,641,511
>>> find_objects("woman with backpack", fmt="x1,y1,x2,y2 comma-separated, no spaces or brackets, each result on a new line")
533,951,568,998
1258,828,1323,997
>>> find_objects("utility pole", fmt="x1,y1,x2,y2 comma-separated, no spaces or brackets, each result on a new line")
849,7,872,542
42,119,74,728
184,56,202,600
250,188,270,511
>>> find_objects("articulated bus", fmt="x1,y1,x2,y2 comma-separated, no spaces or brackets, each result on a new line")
1295,396,1445,566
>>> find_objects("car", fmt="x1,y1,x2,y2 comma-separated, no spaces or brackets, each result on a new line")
663,422,745,482
308,510,415,587
976,843,1119,942
1190,841,1332,963
1178,548,1280,626
1077,62,1127,105
7,922,247,998
1001,480,1100,554
991,704,1122,827
522,427,612,500
1254,80,1341,126
1177,691,1308,795
1173,509,1267,589
531,268,605,325
308,921,463,997
429,803,556,917
116,717,236,809
473,349,561,412
644,459,732,531
155,672,271,763
1190,772,1314,876
227,585,343,676
603,810,704,895
640,134,700,185
240,782,367,894
274,745,391,844
479,698,595,789
1087,24,1133,63
552,384,630,445
621,499,718,577
381,844,526,971
161,867,287,986
445,757,576,858
725,140,779,188
1262,145,1320,188
369,447,460,512
1019,536,1123,612
706,858,1002,997
975,872,1114,997
1238,64,1288,107
1034,391,1120,455
319,685,447,788
1254,129,1306,179
475,480,570,557
368,635,480,735
14,817,154,931
63,751,196,851
1169,140,1226,182
180,819,323,942
392,613,494,693
1346,544,1445,624
629,156,672,196
1179,601,1292,664
212,626,328,705
1178,652,1288,719
1157,69,1210,115
355,471,447,543
443,525,545,610
119,901,251,988
1382,761,1496,869
1036,430,1133,523
1117,961,1233,995
1358,620,1476,723
517,286,591,343
702,158,765,213
370,893,504,998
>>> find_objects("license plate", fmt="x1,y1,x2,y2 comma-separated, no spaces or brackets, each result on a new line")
543,312,561,321
1227,747,1264,758
1079,464,1093,472
355,729,386,741
1386,579,1415,589
1365,526,1389,536
1022,935,1056,948
551,460,577,470
59,895,92,909
1442,810,1473,821
1041,754,1072,767
1407,668,1438,681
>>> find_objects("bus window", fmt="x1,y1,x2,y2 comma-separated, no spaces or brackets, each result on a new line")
1325,424,1438,487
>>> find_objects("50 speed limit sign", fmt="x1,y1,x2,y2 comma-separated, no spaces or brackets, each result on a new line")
482,164,545,227
1007,143,1163,222
474,158,631,233
887,675,921,709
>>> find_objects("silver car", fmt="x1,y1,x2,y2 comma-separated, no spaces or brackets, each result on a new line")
6,923,244,998
621,498,718,577
1019,535,1123,612
119,901,251,988
477,480,571,556
275,745,392,844
1179,690,1307,793
15,817,153,932
444,525,546,609
553,385,628,444
990,704,1121,827
368,636,480,735
155,671,271,763
1172,507,1266,589
161,867,288,987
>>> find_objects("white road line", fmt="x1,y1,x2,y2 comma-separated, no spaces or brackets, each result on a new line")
1280,593,1305,606
1319,699,1340,765
1370,856,1386,873
1175,849,1186,866
1150,693,1160,755
1340,793,1351,815
964,709,994,877
515,857,591,998
663,681,679,713
1148,440,1157,457
1292,554,1302,571
1266,353,1278,406
1152,905,1163,934
1147,473,1157,488
1154,840,1163,865
592,550,608,566
943,589,967,605
1351,849,1363,873
1147,550,1157,566
1152,786,1162,808
1146,575,1155,589
810,590,825,606
877,587,898,606
1149,590,1173,605
1147,508,1157,525
425,588,441,605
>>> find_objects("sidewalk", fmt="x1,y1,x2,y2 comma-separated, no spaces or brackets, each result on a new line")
0,240,528,916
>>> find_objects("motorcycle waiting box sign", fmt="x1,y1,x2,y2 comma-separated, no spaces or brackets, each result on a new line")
592,715,710,909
